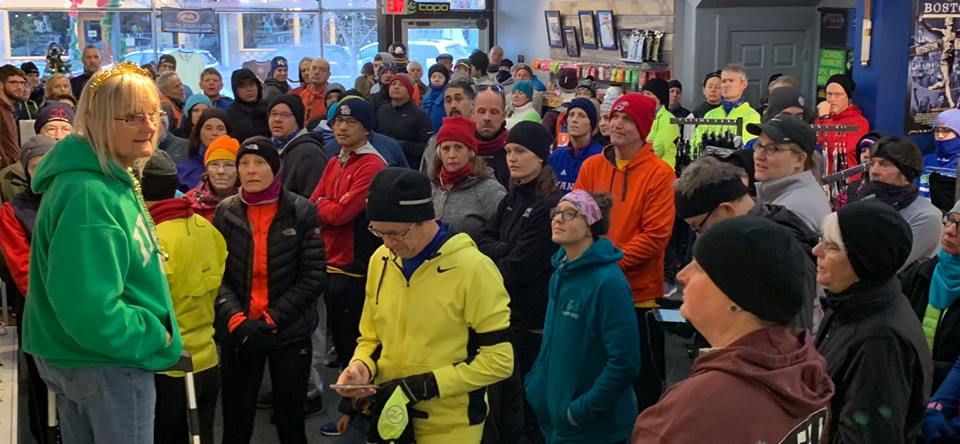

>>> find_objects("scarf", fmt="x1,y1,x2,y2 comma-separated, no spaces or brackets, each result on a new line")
930,250,960,309
9,190,41,239
240,173,282,206
936,138,960,161
439,163,473,188
721,96,747,114
476,127,508,156
853,181,918,210
272,130,301,153
189,175,237,209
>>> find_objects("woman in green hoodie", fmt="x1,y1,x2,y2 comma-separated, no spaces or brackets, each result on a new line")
22,62,183,444
524,190,641,444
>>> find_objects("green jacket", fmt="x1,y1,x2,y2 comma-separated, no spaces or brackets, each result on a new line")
23,135,182,370
648,106,680,168
693,101,762,149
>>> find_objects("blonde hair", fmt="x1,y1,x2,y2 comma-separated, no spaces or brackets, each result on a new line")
44,74,71,100
74,70,162,177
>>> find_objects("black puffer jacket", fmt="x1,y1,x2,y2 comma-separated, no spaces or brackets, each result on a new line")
227,69,271,142
815,279,932,444
374,100,434,169
901,255,960,392
476,179,563,330
213,190,326,345
279,130,330,198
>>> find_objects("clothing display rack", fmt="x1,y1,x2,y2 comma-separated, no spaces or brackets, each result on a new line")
814,124,863,207
672,117,745,177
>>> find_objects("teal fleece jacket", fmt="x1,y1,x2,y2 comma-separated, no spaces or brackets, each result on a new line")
524,238,641,443
23,135,182,370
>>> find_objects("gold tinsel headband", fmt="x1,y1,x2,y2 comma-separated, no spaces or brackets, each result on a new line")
86,61,152,99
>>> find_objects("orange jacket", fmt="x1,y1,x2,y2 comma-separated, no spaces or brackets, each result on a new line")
574,144,675,303
297,84,328,124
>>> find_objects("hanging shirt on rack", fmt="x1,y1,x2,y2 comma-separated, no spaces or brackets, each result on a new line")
816,104,869,179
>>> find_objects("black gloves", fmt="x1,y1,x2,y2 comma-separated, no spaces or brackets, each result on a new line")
367,372,438,443
235,319,276,353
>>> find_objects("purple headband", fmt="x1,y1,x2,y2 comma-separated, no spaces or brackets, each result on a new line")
560,190,602,225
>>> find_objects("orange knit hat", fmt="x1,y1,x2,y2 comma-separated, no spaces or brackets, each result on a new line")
204,135,240,166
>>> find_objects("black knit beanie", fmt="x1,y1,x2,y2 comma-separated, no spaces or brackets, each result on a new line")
693,216,809,325
836,199,912,283
268,94,306,129
237,136,282,176
675,176,749,219
428,63,450,84
366,168,435,223
506,121,552,161
827,74,855,98
141,150,179,201
641,78,670,108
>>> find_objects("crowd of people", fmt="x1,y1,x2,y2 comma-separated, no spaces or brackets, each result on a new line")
0,39,958,444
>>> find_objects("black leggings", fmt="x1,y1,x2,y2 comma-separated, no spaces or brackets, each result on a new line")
155,366,221,444
220,338,312,444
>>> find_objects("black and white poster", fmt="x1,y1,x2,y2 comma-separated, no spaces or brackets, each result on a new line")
908,0,960,135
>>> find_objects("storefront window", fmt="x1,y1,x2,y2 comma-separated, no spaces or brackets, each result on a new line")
5,12,72,58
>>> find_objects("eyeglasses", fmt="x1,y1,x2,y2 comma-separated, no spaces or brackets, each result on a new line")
550,207,581,222
754,141,791,157
691,207,715,235
368,223,415,241
208,162,236,171
934,128,956,137
333,116,360,126
113,111,165,127
943,214,960,228
269,111,294,120
817,236,845,253
477,84,504,93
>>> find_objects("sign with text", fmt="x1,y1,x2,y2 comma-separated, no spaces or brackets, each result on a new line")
906,0,960,135
160,9,216,34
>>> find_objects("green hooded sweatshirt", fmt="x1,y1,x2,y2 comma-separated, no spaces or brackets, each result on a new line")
23,134,183,371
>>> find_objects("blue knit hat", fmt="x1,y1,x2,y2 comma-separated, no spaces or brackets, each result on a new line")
567,97,598,130
269,56,288,78
331,97,374,131
181,93,213,129
936,108,960,136
513,80,534,101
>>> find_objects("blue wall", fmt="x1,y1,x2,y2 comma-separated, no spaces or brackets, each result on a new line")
852,0,934,149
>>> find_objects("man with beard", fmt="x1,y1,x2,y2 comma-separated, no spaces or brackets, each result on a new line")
850,136,942,270
0,65,26,168
70,46,102,99
419,80,475,172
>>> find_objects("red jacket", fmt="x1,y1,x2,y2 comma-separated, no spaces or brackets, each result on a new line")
310,145,386,274
0,202,30,295
816,104,869,175
574,144,675,303
296,83,328,124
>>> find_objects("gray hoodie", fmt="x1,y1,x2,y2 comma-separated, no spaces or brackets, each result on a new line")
899,196,942,270
432,174,506,240
755,171,831,233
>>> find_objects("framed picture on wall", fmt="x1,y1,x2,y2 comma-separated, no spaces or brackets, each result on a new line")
545,10,564,48
618,29,634,59
579,11,598,49
564,26,580,57
597,10,617,50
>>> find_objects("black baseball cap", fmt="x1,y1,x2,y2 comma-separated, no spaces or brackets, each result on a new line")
746,116,816,155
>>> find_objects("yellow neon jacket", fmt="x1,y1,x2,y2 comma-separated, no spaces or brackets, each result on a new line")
352,232,514,437
153,203,227,376
693,101,762,149
648,106,680,168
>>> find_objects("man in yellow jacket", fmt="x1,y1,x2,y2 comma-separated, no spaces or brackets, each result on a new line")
692,64,762,149
142,150,228,444
335,167,513,444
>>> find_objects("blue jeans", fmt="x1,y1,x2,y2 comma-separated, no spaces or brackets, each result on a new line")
35,358,156,444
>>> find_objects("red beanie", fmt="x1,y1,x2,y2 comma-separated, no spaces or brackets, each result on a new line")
610,93,657,140
436,116,478,153
391,74,416,98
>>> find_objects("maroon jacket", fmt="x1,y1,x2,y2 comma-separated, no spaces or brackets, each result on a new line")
633,327,835,443
0,99,18,168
